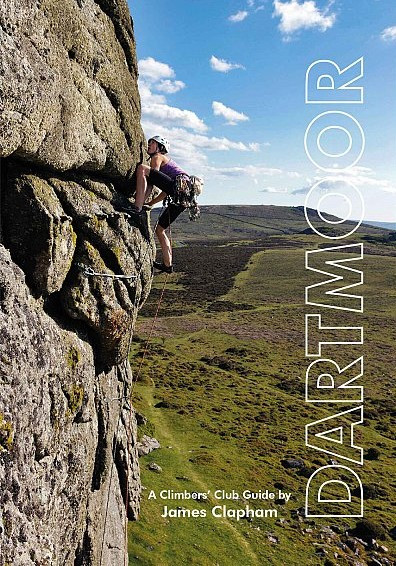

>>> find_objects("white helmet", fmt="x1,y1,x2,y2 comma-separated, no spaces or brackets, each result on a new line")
149,135,170,154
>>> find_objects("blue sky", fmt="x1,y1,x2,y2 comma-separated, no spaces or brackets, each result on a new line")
128,0,396,221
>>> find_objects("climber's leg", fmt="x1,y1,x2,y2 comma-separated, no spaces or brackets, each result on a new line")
155,224,172,267
134,164,151,210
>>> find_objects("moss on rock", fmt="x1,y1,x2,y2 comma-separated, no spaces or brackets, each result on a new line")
0,414,13,452
66,346,81,371
65,383,85,417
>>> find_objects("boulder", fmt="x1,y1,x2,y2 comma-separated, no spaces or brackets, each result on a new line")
137,435,161,457
281,457,304,469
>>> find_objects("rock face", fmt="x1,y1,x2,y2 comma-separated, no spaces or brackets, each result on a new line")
2,164,153,367
0,0,143,178
0,1,151,564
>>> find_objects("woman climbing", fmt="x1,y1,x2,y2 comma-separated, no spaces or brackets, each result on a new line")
132,135,190,274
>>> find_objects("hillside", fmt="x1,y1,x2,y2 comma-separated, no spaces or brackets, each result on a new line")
129,223,396,565
150,204,390,242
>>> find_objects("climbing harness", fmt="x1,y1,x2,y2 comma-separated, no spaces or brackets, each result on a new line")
78,263,137,280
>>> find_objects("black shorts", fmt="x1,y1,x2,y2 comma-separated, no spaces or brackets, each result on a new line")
148,169,186,228
147,168,176,197
158,203,186,229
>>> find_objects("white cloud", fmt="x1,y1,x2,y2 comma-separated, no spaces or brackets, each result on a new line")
292,167,396,194
203,165,304,189
249,142,262,152
142,122,260,153
138,81,167,105
156,79,185,94
381,26,396,42
139,58,185,95
138,57,263,175
212,101,249,125
248,0,267,11
139,57,175,81
210,55,245,73
143,102,208,133
227,3,267,24
273,0,336,39
141,120,261,172
206,165,283,178
261,187,289,193
330,167,396,193
229,10,249,22
138,58,205,133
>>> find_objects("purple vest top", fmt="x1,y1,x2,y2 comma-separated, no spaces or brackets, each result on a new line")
160,159,188,180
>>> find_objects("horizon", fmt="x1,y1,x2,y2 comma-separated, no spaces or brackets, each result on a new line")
151,202,394,226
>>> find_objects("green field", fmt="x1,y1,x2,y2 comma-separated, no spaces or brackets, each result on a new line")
128,208,396,566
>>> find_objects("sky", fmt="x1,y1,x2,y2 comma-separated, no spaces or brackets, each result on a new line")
128,0,396,221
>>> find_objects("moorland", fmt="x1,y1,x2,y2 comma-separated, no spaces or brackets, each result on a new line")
128,205,396,566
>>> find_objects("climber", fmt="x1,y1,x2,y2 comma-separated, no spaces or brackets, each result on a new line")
132,135,190,274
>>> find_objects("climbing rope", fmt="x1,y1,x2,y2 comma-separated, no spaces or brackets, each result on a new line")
100,203,288,562
98,206,157,566
123,209,172,564
135,273,169,384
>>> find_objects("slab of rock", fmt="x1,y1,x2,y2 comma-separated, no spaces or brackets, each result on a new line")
2,164,155,366
137,435,161,457
0,246,140,565
2,171,76,294
0,0,152,563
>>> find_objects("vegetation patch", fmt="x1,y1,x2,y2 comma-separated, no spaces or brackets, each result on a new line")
66,346,81,371
65,383,84,417
130,221,396,564
0,414,13,452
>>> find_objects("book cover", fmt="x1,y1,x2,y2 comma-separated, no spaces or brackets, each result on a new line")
0,1,395,565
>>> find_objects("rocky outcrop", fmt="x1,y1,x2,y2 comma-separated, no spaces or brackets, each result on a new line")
0,0,151,564
2,164,153,366
0,247,141,564
0,0,142,178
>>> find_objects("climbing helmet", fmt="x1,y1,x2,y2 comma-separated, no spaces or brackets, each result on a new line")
149,135,170,154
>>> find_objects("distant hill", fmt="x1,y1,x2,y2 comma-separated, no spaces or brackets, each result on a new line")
364,220,396,230
150,204,389,242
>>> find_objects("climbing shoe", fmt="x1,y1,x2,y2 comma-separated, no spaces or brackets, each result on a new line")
153,261,173,274
128,205,143,215
119,204,143,215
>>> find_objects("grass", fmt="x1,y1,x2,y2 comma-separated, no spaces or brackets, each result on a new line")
128,225,396,565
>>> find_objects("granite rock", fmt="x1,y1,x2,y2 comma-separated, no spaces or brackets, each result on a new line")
0,0,144,180
0,0,151,562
